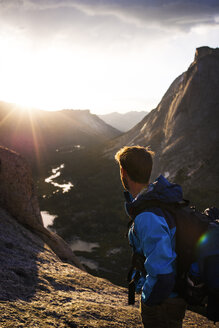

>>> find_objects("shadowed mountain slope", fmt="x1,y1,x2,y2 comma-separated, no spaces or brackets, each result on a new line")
106,46,219,208
0,103,120,166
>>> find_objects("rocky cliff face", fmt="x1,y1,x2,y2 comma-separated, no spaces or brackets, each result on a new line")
0,146,85,270
106,47,219,208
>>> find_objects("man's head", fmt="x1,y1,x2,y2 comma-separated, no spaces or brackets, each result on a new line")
115,146,154,194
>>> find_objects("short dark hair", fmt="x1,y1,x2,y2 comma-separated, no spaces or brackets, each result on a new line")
115,145,154,184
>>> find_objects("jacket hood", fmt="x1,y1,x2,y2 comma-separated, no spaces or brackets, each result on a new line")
140,175,183,203
124,175,183,216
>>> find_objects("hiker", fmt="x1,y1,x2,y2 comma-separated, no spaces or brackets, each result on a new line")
115,145,187,328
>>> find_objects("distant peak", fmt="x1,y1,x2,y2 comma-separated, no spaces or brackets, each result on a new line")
195,46,219,61
61,109,90,114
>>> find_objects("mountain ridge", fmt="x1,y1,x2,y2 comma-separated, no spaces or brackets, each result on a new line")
0,103,121,166
98,111,148,132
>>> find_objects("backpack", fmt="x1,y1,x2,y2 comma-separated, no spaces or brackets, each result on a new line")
128,200,219,322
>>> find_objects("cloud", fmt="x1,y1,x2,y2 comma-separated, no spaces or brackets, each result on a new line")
69,0,219,30
0,1,151,52
0,0,218,73
0,0,218,113
0,0,217,56
1,0,219,33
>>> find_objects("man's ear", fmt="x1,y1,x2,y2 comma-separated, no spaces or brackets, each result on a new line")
120,167,127,177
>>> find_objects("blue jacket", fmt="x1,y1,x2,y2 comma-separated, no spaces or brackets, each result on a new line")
125,175,183,305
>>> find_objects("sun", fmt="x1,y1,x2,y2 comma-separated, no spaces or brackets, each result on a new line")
0,34,161,114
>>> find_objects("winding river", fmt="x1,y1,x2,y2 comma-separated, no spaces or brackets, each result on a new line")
45,164,73,193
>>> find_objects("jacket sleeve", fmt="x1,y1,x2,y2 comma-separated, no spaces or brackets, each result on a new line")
134,211,176,305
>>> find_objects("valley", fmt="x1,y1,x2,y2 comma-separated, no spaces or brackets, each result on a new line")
36,145,132,287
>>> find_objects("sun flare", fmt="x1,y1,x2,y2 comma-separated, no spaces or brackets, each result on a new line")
0,36,164,113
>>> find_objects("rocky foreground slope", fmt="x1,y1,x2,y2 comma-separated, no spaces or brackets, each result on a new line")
0,147,218,327
0,207,142,328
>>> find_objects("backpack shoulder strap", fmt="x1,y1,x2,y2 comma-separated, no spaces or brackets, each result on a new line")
129,199,189,220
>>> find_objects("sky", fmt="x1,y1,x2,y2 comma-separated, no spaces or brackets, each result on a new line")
0,0,218,115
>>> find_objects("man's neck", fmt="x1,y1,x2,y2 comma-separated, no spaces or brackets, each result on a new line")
129,183,148,199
